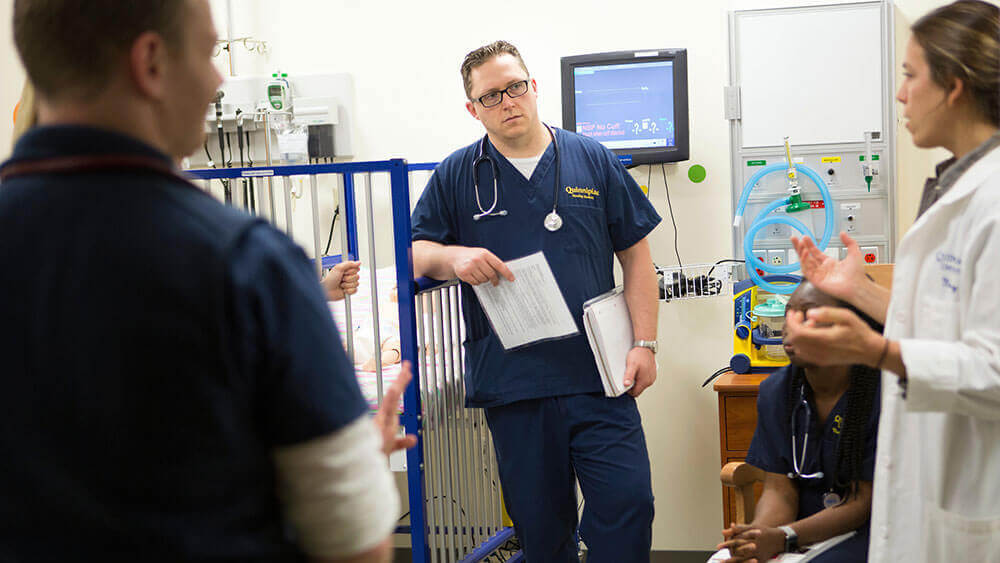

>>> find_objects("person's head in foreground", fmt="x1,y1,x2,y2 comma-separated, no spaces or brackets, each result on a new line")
14,0,223,160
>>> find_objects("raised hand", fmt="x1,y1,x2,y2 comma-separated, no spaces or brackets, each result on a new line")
790,232,866,302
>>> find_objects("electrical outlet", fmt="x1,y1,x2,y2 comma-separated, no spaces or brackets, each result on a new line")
752,249,767,276
767,249,785,266
841,202,860,233
860,246,879,264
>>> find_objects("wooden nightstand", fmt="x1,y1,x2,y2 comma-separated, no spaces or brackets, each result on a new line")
714,370,770,527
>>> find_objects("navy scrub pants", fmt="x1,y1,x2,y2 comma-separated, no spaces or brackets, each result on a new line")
484,393,654,563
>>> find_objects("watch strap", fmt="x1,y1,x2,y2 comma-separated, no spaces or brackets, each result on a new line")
633,339,658,353
778,525,799,552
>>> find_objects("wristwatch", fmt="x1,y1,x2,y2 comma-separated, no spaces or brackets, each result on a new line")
632,340,658,354
779,525,799,553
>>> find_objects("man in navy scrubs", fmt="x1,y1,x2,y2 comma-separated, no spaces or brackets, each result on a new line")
0,1,406,561
412,41,661,562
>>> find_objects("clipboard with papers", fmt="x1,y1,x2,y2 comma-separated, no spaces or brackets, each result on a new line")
582,286,635,397
471,252,580,351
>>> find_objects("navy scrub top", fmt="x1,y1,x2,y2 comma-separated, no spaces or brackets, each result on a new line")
746,365,881,520
0,126,367,562
411,127,661,407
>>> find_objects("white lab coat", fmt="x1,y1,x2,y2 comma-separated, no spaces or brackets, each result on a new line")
870,144,1000,562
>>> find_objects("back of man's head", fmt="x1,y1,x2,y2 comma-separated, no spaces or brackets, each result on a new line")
14,0,187,102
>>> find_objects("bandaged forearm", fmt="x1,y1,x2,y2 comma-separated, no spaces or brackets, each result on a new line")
273,416,400,558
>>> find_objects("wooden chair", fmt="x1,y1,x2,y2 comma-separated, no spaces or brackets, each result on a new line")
720,461,765,525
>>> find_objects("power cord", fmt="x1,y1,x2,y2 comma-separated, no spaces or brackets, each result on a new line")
702,366,732,388
707,258,744,278
323,205,341,257
660,163,683,268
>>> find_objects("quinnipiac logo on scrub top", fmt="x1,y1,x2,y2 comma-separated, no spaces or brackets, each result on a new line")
565,186,601,201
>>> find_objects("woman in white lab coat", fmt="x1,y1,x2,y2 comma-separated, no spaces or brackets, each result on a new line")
784,1,1000,561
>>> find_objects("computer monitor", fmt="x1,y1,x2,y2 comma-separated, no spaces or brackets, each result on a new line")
561,49,689,166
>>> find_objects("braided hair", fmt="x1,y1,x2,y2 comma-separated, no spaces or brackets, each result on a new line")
784,361,880,500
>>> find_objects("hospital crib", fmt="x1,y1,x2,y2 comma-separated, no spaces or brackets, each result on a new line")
187,160,522,563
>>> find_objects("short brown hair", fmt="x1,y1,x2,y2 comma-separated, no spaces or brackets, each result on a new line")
912,0,1000,126
13,0,188,101
460,40,530,100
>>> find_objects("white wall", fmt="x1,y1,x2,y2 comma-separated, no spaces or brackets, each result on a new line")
0,0,974,552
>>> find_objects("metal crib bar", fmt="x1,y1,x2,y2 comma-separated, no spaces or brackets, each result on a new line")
282,175,294,240
416,296,440,563
308,175,322,276
448,286,475,552
470,409,489,537
362,172,384,405
262,111,276,222
438,288,456,558
480,409,492,537
458,305,483,547
426,293,450,563
456,285,484,542
442,287,469,555
433,290,457,563
487,412,501,534
338,173,354,364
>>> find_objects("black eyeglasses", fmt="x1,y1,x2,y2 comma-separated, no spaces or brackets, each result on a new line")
475,80,529,108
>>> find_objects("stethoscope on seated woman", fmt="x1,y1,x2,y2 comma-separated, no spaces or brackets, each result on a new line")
472,123,563,232
789,385,847,509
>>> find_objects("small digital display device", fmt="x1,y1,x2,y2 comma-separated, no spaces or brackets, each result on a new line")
267,75,291,112
561,49,689,165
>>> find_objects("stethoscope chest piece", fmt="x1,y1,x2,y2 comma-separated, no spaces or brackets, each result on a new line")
544,211,563,232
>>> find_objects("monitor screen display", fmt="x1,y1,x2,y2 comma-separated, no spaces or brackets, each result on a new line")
572,61,676,151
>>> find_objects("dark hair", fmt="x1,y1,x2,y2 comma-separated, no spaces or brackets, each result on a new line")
13,0,187,101
784,293,883,500
785,364,880,500
460,40,530,100
912,0,1000,126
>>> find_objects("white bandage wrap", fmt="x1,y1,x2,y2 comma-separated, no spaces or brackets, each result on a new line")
273,416,400,558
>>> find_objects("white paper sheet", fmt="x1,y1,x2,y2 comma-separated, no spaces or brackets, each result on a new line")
471,252,579,350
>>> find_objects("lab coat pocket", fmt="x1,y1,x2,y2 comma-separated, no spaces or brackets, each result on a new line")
921,502,1000,563
917,299,960,341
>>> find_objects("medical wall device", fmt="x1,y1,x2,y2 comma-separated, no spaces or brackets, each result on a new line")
733,136,834,294
266,72,292,111
200,73,353,160
727,2,897,268
731,274,798,374
560,48,689,166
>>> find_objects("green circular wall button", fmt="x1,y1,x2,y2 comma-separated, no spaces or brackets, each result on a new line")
688,164,707,183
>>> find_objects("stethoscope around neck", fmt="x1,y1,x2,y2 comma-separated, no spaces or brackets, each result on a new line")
472,123,563,232
789,385,826,481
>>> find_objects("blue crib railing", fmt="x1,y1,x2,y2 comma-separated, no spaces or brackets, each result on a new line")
186,161,521,563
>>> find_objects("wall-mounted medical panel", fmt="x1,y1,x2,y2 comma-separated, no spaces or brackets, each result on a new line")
728,1,896,267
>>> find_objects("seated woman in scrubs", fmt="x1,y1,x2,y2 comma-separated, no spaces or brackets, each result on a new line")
711,281,882,563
